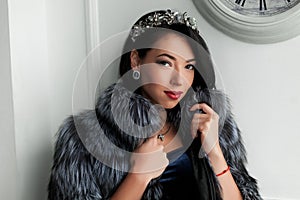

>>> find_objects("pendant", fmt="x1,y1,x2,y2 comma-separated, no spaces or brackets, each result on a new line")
157,134,165,142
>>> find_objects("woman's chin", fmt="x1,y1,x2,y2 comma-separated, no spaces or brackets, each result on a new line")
160,102,179,109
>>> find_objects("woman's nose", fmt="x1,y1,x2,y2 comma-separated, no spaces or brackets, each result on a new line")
169,69,183,86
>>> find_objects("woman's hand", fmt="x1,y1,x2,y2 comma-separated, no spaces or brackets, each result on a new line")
190,103,221,156
190,103,243,200
111,137,168,200
130,136,169,181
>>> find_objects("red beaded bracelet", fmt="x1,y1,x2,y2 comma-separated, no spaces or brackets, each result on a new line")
216,166,230,177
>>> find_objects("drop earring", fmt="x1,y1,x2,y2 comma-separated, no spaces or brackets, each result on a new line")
132,70,140,80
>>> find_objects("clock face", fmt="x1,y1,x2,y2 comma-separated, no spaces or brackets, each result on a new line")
193,0,300,43
219,0,300,16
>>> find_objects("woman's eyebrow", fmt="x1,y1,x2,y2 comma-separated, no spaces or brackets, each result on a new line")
157,53,176,60
157,53,196,63
186,58,196,63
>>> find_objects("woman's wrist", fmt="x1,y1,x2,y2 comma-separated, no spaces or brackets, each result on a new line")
110,173,151,200
206,144,228,175
207,143,223,158
127,172,152,186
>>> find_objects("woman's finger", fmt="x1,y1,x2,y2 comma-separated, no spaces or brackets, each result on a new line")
192,112,210,119
190,103,214,115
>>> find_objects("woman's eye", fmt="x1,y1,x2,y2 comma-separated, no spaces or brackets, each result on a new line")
186,64,195,70
157,60,171,67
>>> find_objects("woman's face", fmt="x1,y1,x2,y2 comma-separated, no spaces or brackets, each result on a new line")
136,33,195,109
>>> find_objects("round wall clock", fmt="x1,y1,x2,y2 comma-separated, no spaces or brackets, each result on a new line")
193,0,300,43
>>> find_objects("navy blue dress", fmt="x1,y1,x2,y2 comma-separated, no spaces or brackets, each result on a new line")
159,147,200,199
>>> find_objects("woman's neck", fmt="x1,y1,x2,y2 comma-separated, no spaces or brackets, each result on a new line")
160,125,183,153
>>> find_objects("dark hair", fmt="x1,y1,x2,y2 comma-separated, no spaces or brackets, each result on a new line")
119,10,216,91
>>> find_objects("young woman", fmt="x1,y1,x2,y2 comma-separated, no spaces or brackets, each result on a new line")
48,9,262,200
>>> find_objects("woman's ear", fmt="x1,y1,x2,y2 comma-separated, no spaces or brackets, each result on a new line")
130,49,141,70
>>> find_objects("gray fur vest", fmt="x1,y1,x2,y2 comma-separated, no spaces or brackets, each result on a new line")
48,83,262,200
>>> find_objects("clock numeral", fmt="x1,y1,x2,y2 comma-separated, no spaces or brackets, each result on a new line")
259,0,267,10
235,0,246,7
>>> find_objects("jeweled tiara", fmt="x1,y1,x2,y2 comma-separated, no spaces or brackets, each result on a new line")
130,9,199,42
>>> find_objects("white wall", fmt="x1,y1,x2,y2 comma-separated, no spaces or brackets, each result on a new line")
0,0,17,199
206,30,300,200
5,0,87,199
45,0,87,134
97,0,300,199
8,0,52,199
2,0,299,199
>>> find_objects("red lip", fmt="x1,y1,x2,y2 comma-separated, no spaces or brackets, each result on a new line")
164,91,183,100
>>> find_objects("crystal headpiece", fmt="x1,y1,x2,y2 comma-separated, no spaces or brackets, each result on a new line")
130,9,199,42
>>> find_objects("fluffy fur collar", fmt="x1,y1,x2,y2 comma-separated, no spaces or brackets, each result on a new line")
48,83,262,200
